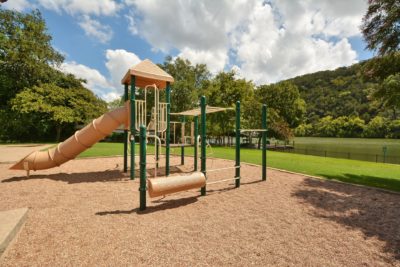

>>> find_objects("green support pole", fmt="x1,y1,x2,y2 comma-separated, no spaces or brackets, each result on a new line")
123,83,128,172
235,101,240,188
139,125,147,211
194,116,198,171
262,104,267,181
166,82,171,176
180,115,185,165
200,96,206,196
130,75,136,180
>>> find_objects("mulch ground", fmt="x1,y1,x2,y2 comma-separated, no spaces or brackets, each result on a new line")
0,156,399,266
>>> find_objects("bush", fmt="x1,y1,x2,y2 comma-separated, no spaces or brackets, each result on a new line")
363,116,388,138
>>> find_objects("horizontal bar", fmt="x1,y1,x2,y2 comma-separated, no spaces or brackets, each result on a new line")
206,166,240,173
207,177,240,185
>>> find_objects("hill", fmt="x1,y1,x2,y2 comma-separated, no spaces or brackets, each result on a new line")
288,61,380,123
286,60,399,138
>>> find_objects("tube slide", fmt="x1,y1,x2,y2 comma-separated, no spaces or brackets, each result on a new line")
10,103,130,171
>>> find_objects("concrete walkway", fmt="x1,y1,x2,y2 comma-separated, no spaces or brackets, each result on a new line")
0,144,52,163
0,208,28,257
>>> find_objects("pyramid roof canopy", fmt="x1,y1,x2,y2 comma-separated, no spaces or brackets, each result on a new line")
121,59,174,89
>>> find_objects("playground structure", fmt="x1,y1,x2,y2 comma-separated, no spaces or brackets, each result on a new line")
136,94,268,210
10,59,268,211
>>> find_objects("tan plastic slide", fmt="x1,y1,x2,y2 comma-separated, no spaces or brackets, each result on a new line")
10,102,130,171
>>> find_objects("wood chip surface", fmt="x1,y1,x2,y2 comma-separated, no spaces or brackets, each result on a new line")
0,156,399,266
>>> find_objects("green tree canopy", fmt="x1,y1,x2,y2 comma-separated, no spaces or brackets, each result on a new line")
361,0,400,55
372,73,400,118
11,83,107,141
256,81,306,129
159,57,210,113
0,9,64,107
205,71,254,139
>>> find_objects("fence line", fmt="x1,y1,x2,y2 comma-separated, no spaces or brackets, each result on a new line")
284,147,400,164
205,136,399,165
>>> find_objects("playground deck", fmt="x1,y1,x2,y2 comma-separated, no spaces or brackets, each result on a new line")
0,156,399,266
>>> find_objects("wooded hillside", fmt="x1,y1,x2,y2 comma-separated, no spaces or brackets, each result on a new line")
289,57,400,138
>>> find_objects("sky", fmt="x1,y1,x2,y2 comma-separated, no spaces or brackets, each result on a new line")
1,0,374,101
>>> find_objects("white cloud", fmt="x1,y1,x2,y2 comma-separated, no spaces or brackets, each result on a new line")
105,49,141,89
177,48,227,74
126,0,366,84
272,0,366,38
103,92,121,102
36,0,121,16
125,0,256,72
59,49,141,101
78,15,113,43
60,61,118,101
233,1,358,84
1,0,31,11
125,14,138,35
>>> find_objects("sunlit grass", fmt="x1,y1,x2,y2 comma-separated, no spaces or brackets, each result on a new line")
79,142,400,192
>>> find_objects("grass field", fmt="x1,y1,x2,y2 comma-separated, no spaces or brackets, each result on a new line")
79,142,400,192
292,137,400,164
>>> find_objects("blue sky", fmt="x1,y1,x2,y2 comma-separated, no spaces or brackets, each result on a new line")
2,0,373,101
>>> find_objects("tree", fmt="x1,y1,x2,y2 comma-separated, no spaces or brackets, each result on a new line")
372,73,400,119
11,83,107,141
159,57,210,113
361,0,400,55
294,123,313,137
361,1,400,122
364,116,388,137
205,71,255,143
256,81,306,129
0,9,64,107
388,119,400,138
315,116,337,137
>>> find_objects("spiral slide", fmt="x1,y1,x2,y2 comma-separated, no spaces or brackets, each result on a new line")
9,103,129,171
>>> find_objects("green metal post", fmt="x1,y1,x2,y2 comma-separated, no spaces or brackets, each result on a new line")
123,83,128,172
139,125,147,211
180,115,185,165
262,104,267,181
200,96,206,196
194,116,198,171
130,75,136,180
235,101,240,188
166,82,171,176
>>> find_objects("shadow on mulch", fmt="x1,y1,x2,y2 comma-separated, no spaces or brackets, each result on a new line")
293,177,400,260
2,170,128,184
2,165,190,184
95,196,199,215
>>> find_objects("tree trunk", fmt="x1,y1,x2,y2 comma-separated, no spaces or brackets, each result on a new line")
56,124,62,142
257,136,261,149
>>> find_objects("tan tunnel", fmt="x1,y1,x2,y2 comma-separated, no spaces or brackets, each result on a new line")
147,172,206,198
10,102,130,171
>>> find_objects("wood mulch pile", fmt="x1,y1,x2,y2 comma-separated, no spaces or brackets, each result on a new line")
0,156,399,266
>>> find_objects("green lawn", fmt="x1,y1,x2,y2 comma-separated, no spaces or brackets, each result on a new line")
79,142,400,192
292,137,400,164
